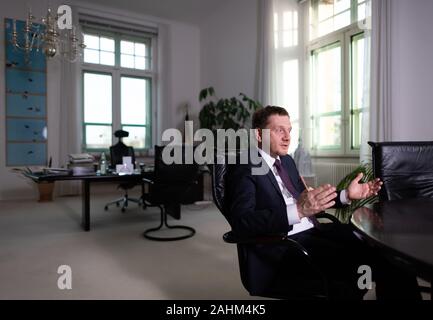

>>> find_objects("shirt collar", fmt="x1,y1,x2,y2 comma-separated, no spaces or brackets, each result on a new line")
257,147,280,170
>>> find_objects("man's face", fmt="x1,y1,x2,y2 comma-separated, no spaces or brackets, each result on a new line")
259,114,292,157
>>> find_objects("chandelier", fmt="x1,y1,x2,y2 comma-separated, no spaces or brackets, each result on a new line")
11,7,86,63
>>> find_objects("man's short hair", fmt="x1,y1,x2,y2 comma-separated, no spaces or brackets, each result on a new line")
252,106,289,129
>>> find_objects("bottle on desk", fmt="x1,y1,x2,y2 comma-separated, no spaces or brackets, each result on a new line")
100,152,107,175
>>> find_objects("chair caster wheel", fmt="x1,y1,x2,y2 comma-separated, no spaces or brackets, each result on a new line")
116,202,120,207
121,208,126,213
104,206,108,211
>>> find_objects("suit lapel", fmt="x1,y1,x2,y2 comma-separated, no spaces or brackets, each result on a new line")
252,150,284,199
265,165,284,199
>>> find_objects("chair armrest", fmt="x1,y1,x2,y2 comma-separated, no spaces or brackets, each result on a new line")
223,231,309,257
142,177,154,185
316,212,341,224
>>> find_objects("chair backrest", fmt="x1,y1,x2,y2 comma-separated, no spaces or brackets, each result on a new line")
109,130,135,169
150,145,200,205
211,150,241,218
369,141,433,201
153,145,198,184
109,143,135,169
212,154,227,214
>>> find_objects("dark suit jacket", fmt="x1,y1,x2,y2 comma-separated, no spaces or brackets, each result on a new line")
225,150,343,237
224,150,344,295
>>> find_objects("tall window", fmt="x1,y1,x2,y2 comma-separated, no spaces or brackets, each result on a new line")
82,27,155,151
308,0,368,156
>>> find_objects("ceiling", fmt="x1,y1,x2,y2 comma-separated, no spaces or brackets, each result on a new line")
82,0,230,25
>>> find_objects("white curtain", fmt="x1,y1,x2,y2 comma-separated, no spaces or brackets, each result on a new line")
257,0,301,106
359,0,372,163
55,58,81,195
54,11,83,195
360,0,393,162
257,0,277,105
257,0,303,153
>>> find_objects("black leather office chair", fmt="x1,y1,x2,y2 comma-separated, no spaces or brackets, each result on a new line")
369,141,433,201
211,150,344,299
104,130,141,212
369,141,433,297
141,145,198,241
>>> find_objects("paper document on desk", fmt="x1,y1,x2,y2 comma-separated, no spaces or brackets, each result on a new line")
69,153,94,163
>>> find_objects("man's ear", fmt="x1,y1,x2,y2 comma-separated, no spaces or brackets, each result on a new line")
255,128,262,144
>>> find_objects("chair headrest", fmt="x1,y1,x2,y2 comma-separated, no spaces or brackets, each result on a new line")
114,130,129,138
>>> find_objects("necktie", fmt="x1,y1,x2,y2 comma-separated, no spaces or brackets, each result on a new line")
274,159,320,227
273,159,299,199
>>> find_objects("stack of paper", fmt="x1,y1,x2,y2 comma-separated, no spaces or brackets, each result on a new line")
69,153,94,164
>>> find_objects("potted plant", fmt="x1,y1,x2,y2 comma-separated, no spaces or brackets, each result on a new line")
198,87,262,131
198,87,262,150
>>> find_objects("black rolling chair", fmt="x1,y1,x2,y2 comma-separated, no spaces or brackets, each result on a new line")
104,130,141,212
211,150,343,299
369,141,433,201
369,141,433,297
141,145,198,241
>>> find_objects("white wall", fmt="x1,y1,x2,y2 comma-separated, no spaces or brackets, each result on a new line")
200,0,259,99
0,0,200,200
391,0,433,140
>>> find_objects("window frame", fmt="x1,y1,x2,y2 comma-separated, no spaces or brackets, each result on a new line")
80,27,157,153
306,0,366,158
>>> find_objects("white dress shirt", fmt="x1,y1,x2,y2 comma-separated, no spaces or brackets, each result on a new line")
258,149,350,236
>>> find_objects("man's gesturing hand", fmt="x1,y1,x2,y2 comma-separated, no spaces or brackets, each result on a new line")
347,173,382,200
296,184,337,219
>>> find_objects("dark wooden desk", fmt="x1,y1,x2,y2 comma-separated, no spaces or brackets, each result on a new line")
351,199,433,282
26,171,151,231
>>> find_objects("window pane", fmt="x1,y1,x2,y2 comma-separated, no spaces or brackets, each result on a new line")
84,48,99,64
121,77,148,125
358,3,366,21
335,0,350,14
318,1,333,21
121,54,134,68
317,116,341,148
122,126,146,149
282,59,299,120
135,56,146,70
84,34,99,50
100,37,115,52
84,73,112,124
351,111,362,149
334,11,351,30
311,0,355,39
351,33,365,149
318,19,333,38
282,11,298,47
121,40,134,54
85,125,112,149
312,43,341,113
351,34,365,110
100,51,115,66
135,43,146,56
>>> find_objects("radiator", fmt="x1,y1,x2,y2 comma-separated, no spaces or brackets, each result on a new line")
313,162,359,187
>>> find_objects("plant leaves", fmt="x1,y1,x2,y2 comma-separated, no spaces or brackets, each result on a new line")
198,87,262,130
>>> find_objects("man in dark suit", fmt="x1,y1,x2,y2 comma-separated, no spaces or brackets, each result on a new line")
225,106,421,300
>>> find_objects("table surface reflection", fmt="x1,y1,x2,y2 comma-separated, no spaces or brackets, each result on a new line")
351,199,433,279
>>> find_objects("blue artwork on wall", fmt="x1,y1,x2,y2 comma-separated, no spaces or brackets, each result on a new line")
4,18,47,166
